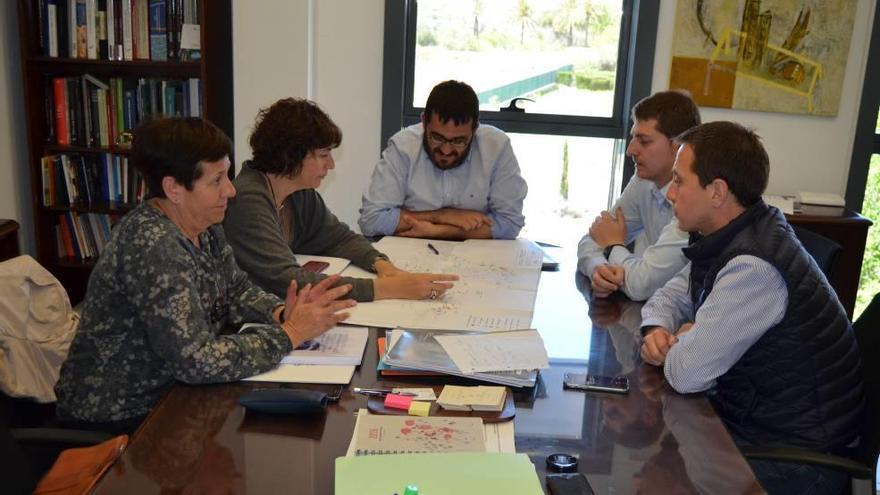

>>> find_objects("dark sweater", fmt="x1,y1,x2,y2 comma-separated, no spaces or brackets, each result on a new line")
224,163,386,302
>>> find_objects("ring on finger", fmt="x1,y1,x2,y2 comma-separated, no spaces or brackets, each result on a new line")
429,288,438,300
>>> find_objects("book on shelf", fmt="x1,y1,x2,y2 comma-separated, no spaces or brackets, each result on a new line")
41,152,143,207
56,211,115,261
46,74,201,147
148,0,167,61
38,0,200,62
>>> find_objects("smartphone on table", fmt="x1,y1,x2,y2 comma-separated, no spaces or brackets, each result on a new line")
301,260,330,273
563,373,629,394
546,474,595,495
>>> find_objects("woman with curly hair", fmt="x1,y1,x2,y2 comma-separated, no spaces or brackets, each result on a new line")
224,98,457,302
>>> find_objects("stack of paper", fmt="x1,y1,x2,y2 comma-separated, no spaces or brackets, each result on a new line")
242,325,368,384
437,385,507,412
381,328,547,387
281,326,368,366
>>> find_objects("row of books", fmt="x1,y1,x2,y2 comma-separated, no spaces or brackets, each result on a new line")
55,211,118,261
39,0,200,61
41,153,145,207
48,74,201,147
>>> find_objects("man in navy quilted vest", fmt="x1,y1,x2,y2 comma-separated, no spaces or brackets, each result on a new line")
639,121,864,494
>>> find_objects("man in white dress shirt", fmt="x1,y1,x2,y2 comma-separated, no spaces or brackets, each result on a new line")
577,90,700,301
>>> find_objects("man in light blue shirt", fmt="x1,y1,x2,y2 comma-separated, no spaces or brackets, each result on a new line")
577,91,700,300
359,80,527,240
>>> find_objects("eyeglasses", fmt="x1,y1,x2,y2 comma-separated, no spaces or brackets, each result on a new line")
427,132,470,149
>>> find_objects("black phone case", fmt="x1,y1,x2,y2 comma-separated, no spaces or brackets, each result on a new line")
546,474,595,495
238,389,328,415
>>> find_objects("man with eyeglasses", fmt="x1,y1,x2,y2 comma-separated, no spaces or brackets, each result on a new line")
358,80,527,240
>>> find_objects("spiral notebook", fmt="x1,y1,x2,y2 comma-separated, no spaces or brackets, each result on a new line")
347,411,486,456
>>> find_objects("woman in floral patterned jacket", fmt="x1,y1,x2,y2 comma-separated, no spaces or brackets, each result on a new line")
55,117,356,433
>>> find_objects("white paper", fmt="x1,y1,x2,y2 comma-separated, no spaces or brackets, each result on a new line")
434,330,549,373
281,325,368,366
762,194,794,214
293,253,351,275
180,23,201,50
341,237,542,331
242,364,354,384
797,191,846,207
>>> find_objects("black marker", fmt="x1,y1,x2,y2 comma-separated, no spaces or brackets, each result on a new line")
427,243,439,255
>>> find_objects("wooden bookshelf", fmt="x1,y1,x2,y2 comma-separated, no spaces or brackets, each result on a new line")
17,0,233,304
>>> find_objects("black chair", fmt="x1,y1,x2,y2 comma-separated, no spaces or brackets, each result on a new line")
1,393,112,494
739,292,880,495
792,225,843,280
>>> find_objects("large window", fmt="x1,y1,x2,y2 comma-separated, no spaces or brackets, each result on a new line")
848,2,880,320
858,151,880,316
382,0,658,248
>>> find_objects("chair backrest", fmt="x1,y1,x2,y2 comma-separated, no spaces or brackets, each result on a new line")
853,293,880,478
792,225,842,280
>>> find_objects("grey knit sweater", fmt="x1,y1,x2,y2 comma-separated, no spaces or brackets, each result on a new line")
224,163,386,302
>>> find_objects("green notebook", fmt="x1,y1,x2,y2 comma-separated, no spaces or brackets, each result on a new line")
335,452,543,494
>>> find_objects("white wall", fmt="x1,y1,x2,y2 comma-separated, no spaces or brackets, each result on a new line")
651,0,878,198
0,1,34,254
232,0,384,231
232,0,311,167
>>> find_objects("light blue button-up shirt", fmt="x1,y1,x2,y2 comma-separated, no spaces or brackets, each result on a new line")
641,255,788,394
577,176,688,300
358,124,527,239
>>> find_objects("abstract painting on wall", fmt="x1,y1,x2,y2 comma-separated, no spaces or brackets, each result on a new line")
669,0,857,116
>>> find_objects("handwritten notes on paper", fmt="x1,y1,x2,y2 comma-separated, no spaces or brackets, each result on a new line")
341,237,544,331
434,330,549,374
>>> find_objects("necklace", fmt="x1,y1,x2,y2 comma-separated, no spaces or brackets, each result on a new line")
262,172,285,212
147,198,201,248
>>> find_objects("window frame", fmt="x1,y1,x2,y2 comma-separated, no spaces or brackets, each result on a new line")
845,2,880,212
381,0,660,185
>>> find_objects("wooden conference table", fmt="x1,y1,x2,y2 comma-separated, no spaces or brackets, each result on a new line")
93,250,763,494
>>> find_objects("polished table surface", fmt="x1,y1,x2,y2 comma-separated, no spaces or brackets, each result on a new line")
93,250,764,494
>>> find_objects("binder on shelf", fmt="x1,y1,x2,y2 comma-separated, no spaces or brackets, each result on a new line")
148,0,167,61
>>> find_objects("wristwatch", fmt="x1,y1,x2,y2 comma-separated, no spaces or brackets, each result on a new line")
370,254,390,272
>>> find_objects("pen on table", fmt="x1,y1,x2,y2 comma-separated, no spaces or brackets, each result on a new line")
427,243,439,255
353,387,417,397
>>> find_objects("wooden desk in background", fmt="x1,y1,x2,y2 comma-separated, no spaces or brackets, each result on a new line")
786,207,873,319
91,251,762,495
0,220,20,262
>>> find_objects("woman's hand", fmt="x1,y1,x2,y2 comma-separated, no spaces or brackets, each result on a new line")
374,259,407,278
279,276,356,347
373,272,459,300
